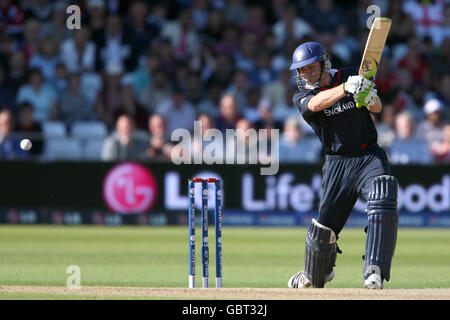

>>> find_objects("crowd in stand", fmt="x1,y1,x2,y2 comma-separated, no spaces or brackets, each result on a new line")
0,0,449,164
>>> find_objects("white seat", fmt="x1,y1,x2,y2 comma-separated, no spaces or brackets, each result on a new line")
71,121,108,140
42,138,83,160
83,138,105,160
42,121,67,138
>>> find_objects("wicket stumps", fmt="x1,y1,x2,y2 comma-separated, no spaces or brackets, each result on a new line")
188,178,223,288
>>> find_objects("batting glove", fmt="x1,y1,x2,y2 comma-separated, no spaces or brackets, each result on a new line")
354,87,378,108
343,75,375,95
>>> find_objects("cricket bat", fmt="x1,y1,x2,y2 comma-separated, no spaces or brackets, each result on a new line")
357,17,391,108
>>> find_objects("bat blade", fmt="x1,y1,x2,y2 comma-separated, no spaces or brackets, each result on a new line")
356,17,391,108
359,17,392,79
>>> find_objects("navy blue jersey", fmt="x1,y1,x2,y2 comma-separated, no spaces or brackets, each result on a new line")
293,68,378,155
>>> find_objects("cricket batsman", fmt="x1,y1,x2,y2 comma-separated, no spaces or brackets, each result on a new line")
287,42,398,289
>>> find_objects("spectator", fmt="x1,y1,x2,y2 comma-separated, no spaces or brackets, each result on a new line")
191,0,210,31
234,32,257,73
0,109,29,159
16,68,58,122
242,86,262,123
213,24,240,56
435,73,450,109
19,18,41,61
39,0,72,42
113,80,149,131
101,114,147,161
146,1,169,33
6,51,28,95
140,68,172,113
29,36,61,81
253,97,283,132
376,104,397,149
15,102,43,156
58,72,95,127
85,0,107,46
248,51,277,86
201,9,224,45
226,118,257,163
123,0,160,60
417,99,448,148
61,28,96,73
25,0,52,23
279,116,322,163
132,51,162,103
49,62,68,96
273,85,314,135
146,114,174,161
241,5,268,43
206,53,234,88
430,124,450,163
267,0,291,25
397,37,430,86
389,111,432,164
263,68,291,108
95,64,123,128
160,8,200,60
302,0,349,42
386,0,416,47
272,5,312,48
154,86,196,134
216,94,242,133
191,113,217,159
0,34,15,71
317,31,345,69
197,81,223,119
225,69,249,111
223,0,247,26
184,71,204,106
0,64,16,113
154,38,177,77
0,0,25,36
390,67,424,121
374,60,397,102
95,14,138,73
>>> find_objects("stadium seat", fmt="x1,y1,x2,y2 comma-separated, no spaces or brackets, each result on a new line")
42,121,67,138
70,121,108,140
83,138,105,160
42,138,83,161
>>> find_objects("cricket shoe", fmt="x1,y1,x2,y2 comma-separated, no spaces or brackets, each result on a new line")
287,270,334,288
364,265,383,289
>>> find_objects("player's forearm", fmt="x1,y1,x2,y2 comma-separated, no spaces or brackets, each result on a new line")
367,96,382,113
308,84,346,112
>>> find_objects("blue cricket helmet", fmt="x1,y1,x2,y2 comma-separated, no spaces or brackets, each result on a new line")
290,42,331,70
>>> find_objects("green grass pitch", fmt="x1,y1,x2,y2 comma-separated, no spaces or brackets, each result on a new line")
0,225,449,293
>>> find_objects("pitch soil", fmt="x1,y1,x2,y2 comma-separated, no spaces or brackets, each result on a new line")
0,286,449,300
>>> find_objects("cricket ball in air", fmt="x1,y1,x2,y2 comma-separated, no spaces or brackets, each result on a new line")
20,139,32,151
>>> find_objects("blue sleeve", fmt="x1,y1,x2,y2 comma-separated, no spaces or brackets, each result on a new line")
292,90,315,119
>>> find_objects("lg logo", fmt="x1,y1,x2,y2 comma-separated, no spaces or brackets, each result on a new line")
103,162,158,214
